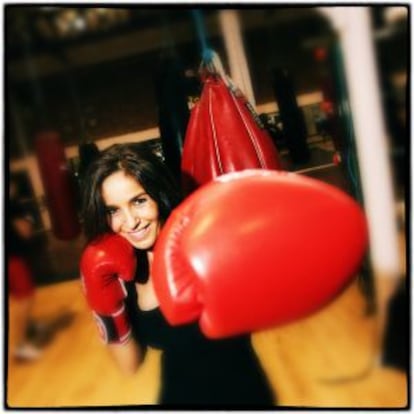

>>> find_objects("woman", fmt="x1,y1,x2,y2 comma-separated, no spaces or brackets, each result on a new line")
81,143,275,406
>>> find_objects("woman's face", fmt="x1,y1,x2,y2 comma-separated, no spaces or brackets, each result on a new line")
101,170,161,250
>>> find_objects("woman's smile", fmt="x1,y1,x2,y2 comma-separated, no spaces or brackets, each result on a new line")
126,223,151,242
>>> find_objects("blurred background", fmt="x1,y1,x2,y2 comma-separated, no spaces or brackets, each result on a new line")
6,5,408,408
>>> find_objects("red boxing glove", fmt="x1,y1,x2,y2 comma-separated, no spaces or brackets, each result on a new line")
153,169,368,338
80,233,136,344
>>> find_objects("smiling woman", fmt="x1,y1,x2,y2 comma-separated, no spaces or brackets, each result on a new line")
79,143,275,406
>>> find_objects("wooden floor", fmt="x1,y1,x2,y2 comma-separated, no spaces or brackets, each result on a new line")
7,273,408,409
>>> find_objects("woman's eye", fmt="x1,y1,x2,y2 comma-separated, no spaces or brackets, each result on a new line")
106,208,118,216
133,196,147,206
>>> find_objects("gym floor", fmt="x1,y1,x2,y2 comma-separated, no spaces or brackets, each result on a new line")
7,267,407,408
7,136,408,408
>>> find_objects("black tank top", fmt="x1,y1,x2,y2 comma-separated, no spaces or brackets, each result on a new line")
124,252,275,407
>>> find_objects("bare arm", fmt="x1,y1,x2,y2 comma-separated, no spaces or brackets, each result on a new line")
108,337,146,376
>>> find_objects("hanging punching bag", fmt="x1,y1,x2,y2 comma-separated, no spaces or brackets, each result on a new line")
35,131,81,240
155,54,191,181
272,68,310,164
181,73,282,196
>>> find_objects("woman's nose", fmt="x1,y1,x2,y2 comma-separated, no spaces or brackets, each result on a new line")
123,209,140,229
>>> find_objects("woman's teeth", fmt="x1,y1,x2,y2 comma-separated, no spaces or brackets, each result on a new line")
128,225,149,241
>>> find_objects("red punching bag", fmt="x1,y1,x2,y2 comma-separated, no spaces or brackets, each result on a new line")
35,131,81,240
181,54,282,196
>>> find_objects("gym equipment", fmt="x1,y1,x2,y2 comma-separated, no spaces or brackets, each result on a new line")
34,131,81,240
153,169,368,338
181,51,282,196
80,233,137,344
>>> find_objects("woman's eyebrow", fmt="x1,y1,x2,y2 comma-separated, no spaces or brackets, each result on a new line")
130,191,147,200
105,191,148,207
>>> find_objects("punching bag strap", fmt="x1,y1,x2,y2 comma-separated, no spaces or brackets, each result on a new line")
191,9,213,62
199,51,230,86
191,10,229,85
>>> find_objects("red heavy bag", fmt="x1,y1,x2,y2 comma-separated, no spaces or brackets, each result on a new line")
35,131,81,240
181,55,282,196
